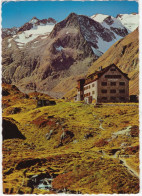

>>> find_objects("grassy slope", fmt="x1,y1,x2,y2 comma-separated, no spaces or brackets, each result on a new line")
2,84,139,194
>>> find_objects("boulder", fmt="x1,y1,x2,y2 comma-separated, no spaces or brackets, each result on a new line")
84,133,93,139
16,158,46,170
46,130,53,140
10,107,21,114
130,125,139,137
60,130,74,144
2,89,10,96
27,172,51,188
23,94,29,99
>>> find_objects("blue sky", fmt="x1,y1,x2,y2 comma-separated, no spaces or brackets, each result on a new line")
2,1,138,28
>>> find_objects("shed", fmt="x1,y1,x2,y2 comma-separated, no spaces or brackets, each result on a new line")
37,99,56,107
130,95,138,103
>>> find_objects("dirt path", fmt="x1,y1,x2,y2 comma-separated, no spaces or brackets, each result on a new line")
113,126,132,136
97,120,139,179
99,118,105,130
101,150,139,179
119,158,139,178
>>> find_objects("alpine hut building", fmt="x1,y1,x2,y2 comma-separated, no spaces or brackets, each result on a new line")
76,64,130,104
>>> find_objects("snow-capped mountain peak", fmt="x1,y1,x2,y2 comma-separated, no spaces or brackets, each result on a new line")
91,14,109,23
116,13,139,32
2,12,139,98
91,13,139,33
29,17,39,24
3,13,138,58
91,14,126,29
3,17,56,49
80,14,128,55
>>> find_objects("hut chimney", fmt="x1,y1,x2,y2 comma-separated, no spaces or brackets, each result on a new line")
77,79,85,91
99,66,102,71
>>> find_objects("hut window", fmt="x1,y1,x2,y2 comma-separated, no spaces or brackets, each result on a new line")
101,89,107,93
105,75,121,79
119,82,125,86
102,97,107,100
119,89,125,93
101,82,107,86
110,68,116,71
110,97,116,100
110,89,116,93
111,82,116,86
120,97,125,101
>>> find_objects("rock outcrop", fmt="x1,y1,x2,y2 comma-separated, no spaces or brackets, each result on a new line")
2,118,26,140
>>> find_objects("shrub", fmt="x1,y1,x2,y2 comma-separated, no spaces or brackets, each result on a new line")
125,145,139,154
130,125,139,137
94,139,108,147
52,172,73,190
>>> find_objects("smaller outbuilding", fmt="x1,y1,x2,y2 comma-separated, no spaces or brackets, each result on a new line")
37,99,56,107
130,95,138,103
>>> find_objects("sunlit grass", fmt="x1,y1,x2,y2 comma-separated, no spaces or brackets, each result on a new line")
2,84,139,194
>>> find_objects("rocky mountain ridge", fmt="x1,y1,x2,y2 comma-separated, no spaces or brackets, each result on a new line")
91,13,138,32
2,13,139,98
116,13,139,32
2,27,19,39
2,17,56,39
18,17,56,32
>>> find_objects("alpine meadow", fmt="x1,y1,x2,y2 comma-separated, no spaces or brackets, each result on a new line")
2,1,139,194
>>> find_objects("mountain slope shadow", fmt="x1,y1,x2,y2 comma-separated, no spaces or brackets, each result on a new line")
2,118,26,140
